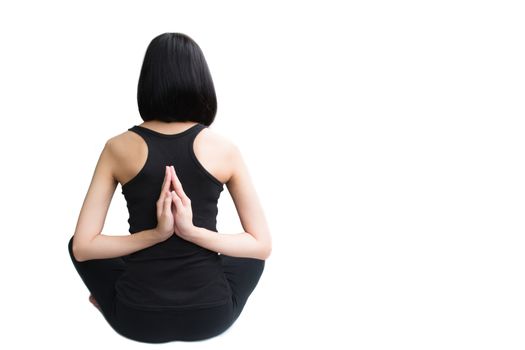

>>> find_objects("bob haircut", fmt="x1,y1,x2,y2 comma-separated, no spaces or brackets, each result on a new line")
137,32,217,125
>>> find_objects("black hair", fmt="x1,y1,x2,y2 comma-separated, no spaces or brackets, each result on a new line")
137,32,217,125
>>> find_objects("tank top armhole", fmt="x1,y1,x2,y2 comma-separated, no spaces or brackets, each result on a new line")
121,126,151,192
188,126,224,189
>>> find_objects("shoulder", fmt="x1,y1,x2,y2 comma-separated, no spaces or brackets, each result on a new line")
100,130,147,183
197,126,238,155
104,129,144,161
197,126,242,183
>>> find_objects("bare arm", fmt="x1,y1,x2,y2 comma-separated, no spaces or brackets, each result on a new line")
71,139,164,262
189,228,271,260
182,144,272,260
73,230,162,262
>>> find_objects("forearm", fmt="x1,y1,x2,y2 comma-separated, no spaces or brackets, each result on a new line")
187,226,271,260
73,229,162,262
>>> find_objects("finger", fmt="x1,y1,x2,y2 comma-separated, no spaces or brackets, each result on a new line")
156,197,162,218
160,166,168,191
169,165,178,191
161,165,172,195
160,166,173,201
157,166,169,217
171,190,183,210
163,191,172,216
170,166,191,206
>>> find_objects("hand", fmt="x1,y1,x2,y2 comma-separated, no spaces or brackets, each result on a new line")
168,165,197,240
154,166,176,242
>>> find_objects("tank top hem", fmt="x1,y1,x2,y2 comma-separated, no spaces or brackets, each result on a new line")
116,292,232,311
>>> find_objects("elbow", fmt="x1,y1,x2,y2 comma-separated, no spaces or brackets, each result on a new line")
72,244,87,262
258,241,272,260
264,245,272,260
69,237,88,263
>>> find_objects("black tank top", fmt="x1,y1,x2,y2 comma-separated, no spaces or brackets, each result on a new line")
114,123,232,311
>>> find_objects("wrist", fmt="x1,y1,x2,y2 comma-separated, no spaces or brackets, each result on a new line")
150,227,169,244
183,225,201,242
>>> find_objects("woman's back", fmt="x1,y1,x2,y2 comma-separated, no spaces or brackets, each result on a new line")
68,33,269,343
111,122,233,310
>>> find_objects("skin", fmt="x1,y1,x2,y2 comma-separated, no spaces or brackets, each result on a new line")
72,122,272,264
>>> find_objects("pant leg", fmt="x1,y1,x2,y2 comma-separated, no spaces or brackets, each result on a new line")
67,235,126,330
219,254,265,323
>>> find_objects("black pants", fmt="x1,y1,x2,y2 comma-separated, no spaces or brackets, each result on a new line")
67,235,265,343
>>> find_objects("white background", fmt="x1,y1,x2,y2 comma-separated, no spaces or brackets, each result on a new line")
1,0,524,349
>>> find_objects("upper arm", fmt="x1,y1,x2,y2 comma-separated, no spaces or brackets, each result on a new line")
226,144,272,256
72,139,118,258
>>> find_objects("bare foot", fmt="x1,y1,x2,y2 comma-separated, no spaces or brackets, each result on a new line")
89,294,101,311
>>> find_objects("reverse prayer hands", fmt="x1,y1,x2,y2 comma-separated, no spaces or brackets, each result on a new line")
154,165,196,241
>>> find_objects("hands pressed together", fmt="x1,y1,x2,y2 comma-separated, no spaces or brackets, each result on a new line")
155,165,196,242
